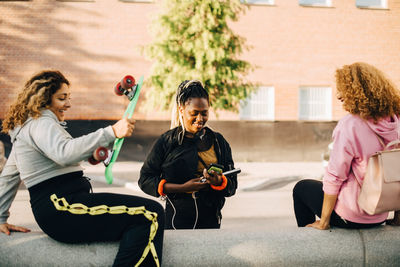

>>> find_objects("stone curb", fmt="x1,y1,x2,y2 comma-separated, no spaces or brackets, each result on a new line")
1,226,399,266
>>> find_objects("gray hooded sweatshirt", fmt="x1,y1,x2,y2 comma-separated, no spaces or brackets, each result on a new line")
0,109,115,224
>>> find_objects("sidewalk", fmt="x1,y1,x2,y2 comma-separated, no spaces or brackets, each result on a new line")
82,161,324,189
9,161,325,231
5,161,400,267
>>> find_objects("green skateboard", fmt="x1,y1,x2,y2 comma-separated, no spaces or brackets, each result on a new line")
103,75,143,184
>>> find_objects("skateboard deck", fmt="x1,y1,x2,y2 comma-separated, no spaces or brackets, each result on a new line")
105,75,143,184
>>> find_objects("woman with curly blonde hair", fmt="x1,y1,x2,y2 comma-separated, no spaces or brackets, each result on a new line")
0,70,165,266
293,62,400,230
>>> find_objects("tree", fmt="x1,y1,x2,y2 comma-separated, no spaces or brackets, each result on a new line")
143,0,255,112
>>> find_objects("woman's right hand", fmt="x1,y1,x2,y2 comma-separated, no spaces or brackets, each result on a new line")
306,220,330,230
163,178,208,194
112,118,135,138
181,178,208,192
0,223,30,235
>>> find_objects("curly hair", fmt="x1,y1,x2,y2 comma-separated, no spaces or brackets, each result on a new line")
2,70,70,133
336,62,400,121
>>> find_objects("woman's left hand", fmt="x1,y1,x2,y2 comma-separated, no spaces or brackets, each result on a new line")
202,169,222,186
0,223,31,235
306,220,330,230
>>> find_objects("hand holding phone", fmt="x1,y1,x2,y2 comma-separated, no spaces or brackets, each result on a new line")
200,163,222,183
207,163,223,175
199,163,224,184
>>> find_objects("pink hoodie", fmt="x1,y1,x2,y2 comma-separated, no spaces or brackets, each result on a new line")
323,114,400,223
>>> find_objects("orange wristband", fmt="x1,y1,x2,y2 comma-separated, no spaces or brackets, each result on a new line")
210,175,228,191
158,179,167,196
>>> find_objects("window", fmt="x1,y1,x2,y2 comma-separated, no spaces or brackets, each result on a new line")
299,86,332,121
356,0,387,9
299,0,332,7
241,0,274,5
240,86,275,120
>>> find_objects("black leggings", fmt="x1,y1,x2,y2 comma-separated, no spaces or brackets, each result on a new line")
28,171,165,267
292,179,384,229
165,195,220,229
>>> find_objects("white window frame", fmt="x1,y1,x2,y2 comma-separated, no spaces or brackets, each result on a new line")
241,0,275,6
299,0,332,7
356,0,387,9
240,86,275,121
298,86,332,121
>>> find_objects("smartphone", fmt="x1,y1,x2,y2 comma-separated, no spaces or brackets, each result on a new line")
223,168,241,176
199,163,223,183
207,163,223,174
199,165,241,183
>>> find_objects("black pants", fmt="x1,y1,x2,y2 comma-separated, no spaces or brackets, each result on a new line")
28,171,165,267
165,194,221,229
292,179,384,229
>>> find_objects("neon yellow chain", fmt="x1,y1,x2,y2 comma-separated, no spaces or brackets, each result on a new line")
50,194,160,267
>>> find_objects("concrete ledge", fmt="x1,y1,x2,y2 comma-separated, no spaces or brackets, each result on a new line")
1,226,400,266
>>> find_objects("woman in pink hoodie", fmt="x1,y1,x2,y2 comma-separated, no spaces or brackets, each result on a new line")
293,62,400,229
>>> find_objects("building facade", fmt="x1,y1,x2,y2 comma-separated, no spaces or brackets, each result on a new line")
1,0,399,121
0,0,399,161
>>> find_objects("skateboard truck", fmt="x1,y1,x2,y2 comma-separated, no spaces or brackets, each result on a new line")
102,150,114,167
125,85,137,101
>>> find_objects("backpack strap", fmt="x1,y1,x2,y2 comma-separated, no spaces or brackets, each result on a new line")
385,140,400,150
365,121,388,150
375,133,386,149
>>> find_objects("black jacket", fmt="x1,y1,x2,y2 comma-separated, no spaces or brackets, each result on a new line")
139,126,237,212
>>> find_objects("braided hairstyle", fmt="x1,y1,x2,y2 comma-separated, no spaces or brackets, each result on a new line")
176,80,209,107
170,80,209,144
2,70,69,133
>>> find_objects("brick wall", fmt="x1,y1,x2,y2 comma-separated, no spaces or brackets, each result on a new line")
0,0,158,120
0,0,399,121
234,0,400,120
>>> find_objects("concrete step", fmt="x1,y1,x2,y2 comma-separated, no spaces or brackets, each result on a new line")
1,225,400,267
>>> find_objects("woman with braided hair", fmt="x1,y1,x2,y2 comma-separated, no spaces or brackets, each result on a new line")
139,80,237,229
0,70,164,267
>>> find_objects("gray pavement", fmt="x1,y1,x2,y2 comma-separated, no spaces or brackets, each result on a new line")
5,161,400,266
8,161,325,231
